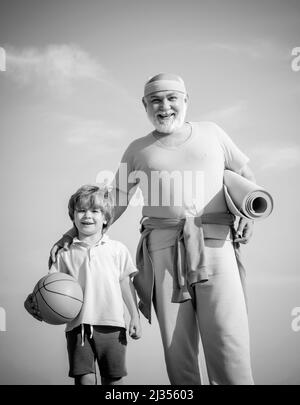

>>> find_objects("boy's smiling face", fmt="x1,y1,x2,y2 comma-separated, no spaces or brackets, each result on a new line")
73,207,106,239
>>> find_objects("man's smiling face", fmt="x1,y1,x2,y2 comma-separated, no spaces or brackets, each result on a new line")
143,90,188,134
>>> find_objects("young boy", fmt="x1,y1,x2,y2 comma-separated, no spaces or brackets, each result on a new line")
24,184,141,385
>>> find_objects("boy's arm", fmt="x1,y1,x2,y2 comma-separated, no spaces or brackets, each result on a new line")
24,263,57,322
25,255,67,321
24,292,43,321
120,276,141,339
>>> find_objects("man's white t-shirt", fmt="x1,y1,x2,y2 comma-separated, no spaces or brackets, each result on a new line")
50,234,137,332
115,121,249,219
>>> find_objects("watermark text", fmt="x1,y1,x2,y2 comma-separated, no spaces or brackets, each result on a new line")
0,47,6,71
291,307,300,332
96,164,205,212
0,307,6,331
291,47,300,72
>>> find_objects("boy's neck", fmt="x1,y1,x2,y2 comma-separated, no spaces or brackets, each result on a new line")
77,231,104,246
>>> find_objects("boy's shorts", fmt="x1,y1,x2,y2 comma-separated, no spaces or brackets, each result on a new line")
66,324,127,379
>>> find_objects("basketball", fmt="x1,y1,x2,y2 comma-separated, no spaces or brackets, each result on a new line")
33,272,84,325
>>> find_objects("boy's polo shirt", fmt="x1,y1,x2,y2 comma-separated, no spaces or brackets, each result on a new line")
50,234,138,332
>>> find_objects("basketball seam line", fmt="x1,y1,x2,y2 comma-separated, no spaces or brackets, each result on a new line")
37,289,75,320
42,287,83,303
33,275,83,321
35,277,83,304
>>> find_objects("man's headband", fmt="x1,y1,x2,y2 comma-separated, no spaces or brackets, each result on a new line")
144,77,186,97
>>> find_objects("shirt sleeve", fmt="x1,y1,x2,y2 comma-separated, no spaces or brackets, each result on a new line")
48,252,69,274
116,242,139,280
213,123,250,172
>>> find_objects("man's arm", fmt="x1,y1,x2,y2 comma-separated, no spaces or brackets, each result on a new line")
234,164,256,244
49,156,137,264
48,227,77,268
111,187,131,224
48,186,134,266
238,164,256,183
110,158,140,224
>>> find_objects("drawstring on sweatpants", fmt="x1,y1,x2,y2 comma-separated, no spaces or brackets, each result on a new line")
80,324,94,346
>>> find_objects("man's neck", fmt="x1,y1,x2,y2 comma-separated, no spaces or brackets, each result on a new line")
153,122,192,147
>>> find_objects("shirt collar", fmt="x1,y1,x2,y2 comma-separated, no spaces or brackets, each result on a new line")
73,233,109,247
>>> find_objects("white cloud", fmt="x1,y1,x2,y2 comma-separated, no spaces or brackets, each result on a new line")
65,118,125,148
209,40,290,62
0,46,6,71
199,100,247,131
42,112,127,152
252,145,300,171
6,44,106,95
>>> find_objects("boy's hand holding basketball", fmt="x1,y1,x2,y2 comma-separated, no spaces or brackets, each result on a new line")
24,293,43,322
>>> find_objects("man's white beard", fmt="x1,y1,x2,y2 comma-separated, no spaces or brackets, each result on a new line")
150,110,186,134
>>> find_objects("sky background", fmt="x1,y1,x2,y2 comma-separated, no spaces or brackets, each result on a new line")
0,0,300,385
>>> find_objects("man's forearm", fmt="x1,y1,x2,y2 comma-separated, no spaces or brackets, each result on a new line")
112,204,128,224
111,187,129,224
236,164,256,235
63,226,77,238
238,165,256,183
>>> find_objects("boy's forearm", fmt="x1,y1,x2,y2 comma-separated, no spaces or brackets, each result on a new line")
120,277,139,319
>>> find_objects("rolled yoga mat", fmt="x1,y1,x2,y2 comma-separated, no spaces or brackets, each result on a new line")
223,170,273,220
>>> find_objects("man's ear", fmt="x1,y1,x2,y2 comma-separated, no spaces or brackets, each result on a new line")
184,93,189,105
142,97,147,111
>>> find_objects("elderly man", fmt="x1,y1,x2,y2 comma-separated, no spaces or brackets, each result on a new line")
50,73,255,385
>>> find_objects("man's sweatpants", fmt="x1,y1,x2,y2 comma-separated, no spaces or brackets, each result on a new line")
149,237,254,385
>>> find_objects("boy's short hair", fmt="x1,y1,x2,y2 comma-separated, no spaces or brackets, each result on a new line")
68,184,114,233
